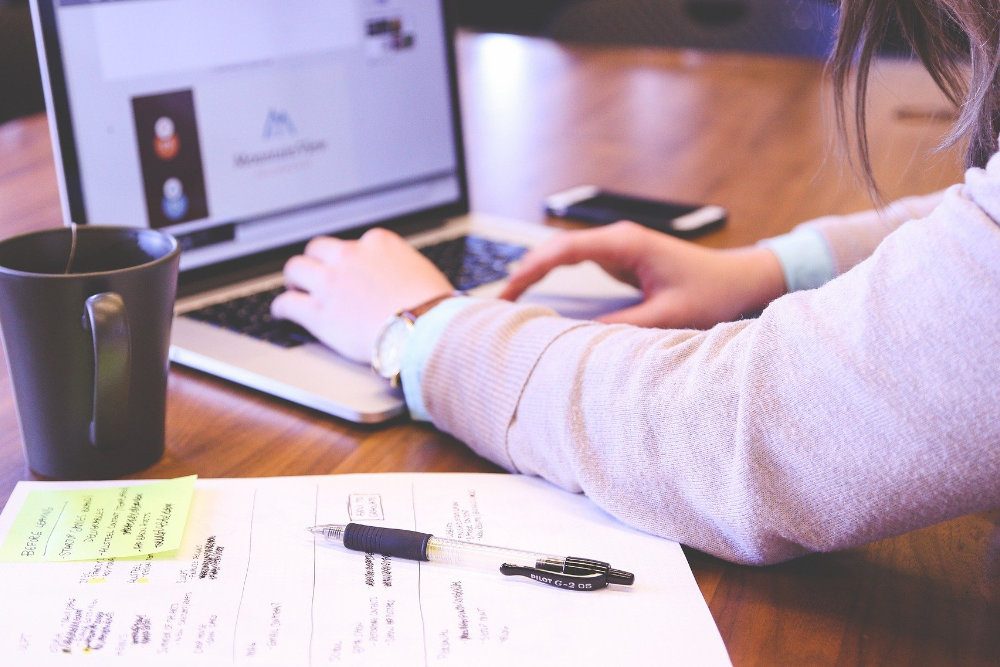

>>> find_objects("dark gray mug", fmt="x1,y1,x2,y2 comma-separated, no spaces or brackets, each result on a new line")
0,225,180,479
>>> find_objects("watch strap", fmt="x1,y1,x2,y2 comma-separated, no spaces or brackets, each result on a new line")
400,291,460,322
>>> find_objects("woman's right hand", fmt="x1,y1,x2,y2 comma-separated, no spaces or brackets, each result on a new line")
499,221,787,329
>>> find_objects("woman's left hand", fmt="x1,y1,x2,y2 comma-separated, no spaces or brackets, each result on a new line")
271,228,453,363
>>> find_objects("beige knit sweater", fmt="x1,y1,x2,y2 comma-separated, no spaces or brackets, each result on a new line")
417,151,1000,565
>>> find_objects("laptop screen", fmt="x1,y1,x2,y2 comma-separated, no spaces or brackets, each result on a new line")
33,0,467,270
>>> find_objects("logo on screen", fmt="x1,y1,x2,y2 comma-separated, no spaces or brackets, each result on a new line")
153,116,179,160
262,109,296,140
161,178,189,221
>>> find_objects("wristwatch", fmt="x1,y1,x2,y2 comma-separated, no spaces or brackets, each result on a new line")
371,292,455,387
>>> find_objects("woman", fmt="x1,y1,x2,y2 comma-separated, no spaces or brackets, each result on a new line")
272,1,999,565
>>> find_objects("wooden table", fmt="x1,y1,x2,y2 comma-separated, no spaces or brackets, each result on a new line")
0,31,996,665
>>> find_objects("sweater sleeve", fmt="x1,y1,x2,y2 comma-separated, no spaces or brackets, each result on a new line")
796,189,945,275
418,170,1000,565
757,190,946,294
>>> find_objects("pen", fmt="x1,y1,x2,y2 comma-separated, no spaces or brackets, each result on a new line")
308,522,635,592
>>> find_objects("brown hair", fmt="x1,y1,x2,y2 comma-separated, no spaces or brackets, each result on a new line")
830,0,1000,196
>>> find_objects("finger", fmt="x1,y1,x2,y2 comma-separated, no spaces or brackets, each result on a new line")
499,235,584,301
596,300,675,328
501,226,638,301
304,236,347,264
271,290,320,330
499,260,554,301
283,255,328,294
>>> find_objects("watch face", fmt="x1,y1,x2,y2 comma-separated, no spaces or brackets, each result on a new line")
373,316,412,380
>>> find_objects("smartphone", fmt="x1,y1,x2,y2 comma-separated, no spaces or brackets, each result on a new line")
544,185,727,238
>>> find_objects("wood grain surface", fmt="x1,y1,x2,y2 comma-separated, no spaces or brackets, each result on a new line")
0,31,996,665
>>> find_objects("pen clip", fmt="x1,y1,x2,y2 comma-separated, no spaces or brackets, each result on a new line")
499,562,608,591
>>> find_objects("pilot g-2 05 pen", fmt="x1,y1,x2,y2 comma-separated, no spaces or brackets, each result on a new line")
308,523,635,592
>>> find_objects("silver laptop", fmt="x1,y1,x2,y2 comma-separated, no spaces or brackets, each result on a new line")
31,0,638,423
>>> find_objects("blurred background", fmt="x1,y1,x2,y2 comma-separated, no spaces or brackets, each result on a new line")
1,0,43,125
2,0,916,127
457,0,839,55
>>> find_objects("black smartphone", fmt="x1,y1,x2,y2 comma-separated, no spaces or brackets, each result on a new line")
544,185,727,238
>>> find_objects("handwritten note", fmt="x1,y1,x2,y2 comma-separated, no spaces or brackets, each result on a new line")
0,476,196,562
0,475,730,664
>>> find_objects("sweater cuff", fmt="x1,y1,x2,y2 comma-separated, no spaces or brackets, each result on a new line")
758,227,836,292
400,296,478,422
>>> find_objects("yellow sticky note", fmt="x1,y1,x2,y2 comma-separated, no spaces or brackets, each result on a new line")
0,476,196,562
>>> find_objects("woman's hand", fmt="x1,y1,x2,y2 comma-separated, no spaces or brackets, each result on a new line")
271,228,452,363
500,221,786,329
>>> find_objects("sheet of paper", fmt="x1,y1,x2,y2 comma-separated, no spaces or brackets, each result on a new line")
0,474,731,665
0,476,196,563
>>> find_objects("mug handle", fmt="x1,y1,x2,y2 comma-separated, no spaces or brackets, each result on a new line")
82,293,131,448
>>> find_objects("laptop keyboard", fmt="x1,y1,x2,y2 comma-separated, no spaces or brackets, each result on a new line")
184,286,315,349
420,235,527,291
182,235,527,349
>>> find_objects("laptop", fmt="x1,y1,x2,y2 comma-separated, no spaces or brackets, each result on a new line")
30,0,639,423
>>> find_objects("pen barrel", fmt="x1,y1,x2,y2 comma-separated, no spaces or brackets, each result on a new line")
425,536,553,571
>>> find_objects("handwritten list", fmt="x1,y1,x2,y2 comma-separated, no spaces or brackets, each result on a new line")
0,476,196,562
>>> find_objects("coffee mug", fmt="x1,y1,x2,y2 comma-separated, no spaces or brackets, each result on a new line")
0,225,180,479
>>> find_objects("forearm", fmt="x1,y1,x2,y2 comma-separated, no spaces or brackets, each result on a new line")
415,188,999,565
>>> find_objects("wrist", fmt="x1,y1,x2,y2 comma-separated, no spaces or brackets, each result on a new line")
724,246,787,315
399,296,480,422
757,227,836,293
371,291,461,387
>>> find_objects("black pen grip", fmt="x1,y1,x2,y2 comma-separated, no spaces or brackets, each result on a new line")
343,523,432,561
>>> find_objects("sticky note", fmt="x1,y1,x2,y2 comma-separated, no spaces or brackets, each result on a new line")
0,476,196,562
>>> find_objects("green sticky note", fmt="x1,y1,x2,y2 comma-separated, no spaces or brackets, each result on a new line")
0,476,197,562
